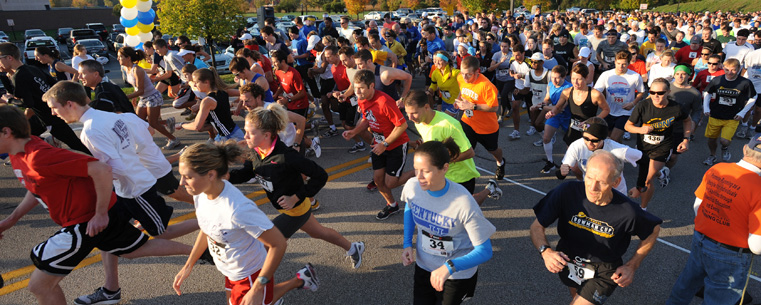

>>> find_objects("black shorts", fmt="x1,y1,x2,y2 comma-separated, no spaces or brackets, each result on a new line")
494,79,515,107
30,205,148,276
272,207,311,239
155,171,180,196
458,178,476,194
643,146,672,162
604,115,629,131
339,102,359,127
371,142,408,177
319,78,336,97
116,185,174,236
558,261,621,305
291,108,308,118
413,264,478,305
514,92,532,108
160,73,182,86
461,122,500,152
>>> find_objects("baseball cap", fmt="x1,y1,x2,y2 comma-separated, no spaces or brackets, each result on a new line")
530,52,544,61
240,33,253,41
307,35,320,51
690,35,701,44
579,47,591,58
177,49,195,57
748,134,761,152
620,33,630,41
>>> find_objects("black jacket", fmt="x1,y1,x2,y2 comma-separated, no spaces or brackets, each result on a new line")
92,81,135,114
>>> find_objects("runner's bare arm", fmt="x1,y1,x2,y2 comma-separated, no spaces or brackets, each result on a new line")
611,225,661,287
86,160,114,236
0,191,38,238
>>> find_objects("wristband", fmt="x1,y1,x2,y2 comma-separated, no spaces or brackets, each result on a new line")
445,259,456,274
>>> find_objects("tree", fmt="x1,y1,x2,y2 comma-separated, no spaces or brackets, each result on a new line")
112,3,122,17
387,0,402,11
522,0,553,11
72,0,96,7
439,0,457,14
404,0,421,10
344,0,368,16
276,0,299,12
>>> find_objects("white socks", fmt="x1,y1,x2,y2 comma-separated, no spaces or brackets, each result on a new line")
543,142,553,163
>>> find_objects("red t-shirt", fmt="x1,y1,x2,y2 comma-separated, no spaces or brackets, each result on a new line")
258,57,279,93
674,46,700,65
628,60,647,78
275,66,308,110
331,62,350,91
692,69,726,93
358,90,409,150
10,137,117,227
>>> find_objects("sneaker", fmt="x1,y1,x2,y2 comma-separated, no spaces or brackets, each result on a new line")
495,158,506,180
178,145,189,156
533,139,544,147
165,117,176,134
736,124,748,138
164,138,181,150
180,108,192,116
74,287,121,305
509,130,521,140
198,249,215,265
497,116,503,124
185,113,196,121
366,181,377,191
658,167,671,188
206,138,215,145
526,126,537,136
296,263,319,292
322,128,339,138
376,204,400,220
310,137,322,158
540,160,558,174
623,132,631,140
310,199,320,211
486,179,502,200
703,155,717,166
722,149,731,162
348,142,367,153
347,241,365,269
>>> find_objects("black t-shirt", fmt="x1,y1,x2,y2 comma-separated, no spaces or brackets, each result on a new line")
554,42,576,68
264,40,290,57
628,97,688,151
477,52,494,80
10,65,63,125
704,75,757,120
92,81,135,114
701,39,723,56
533,181,663,263
205,90,238,137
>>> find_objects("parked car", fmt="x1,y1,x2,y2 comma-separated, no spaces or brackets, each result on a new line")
56,28,73,44
281,15,296,22
78,38,108,57
581,8,598,14
426,11,445,20
0,31,10,41
364,11,382,20
350,21,366,30
245,25,260,37
205,45,233,74
67,29,100,52
112,33,126,52
395,8,413,18
23,36,58,66
112,24,125,33
86,23,108,41
24,29,47,40
406,13,422,23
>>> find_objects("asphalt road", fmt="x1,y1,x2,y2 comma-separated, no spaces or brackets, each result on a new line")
0,75,759,305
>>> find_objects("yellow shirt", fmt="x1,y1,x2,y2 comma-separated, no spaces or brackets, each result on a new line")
429,65,461,105
369,49,389,66
386,40,407,65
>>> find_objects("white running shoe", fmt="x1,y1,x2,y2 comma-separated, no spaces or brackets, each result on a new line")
297,263,319,292
509,130,521,140
347,241,365,269
526,126,537,136
311,137,322,158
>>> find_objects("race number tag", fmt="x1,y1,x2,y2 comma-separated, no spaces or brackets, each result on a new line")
604,55,614,63
570,119,586,131
613,96,624,104
567,262,595,285
254,175,274,192
464,109,474,118
498,69,510,77
441,90,452,100
480,66,487,73
421,230,454,257
689,52,697,58
350,96,358,106
643,134,664,145
207,237,227,259
718,96,736,106
372,132,386,144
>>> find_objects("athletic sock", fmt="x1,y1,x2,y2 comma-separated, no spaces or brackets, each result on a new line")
389,202,398,207
543,142,553,163
103,287,119,295
496,158,504,166
741,122,748,127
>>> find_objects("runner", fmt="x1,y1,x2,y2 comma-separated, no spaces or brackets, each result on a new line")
177,68,245,142
625,78,693,210
551,64,609,146
509,44,532,139
401,140,496,305
593,50,647,143
742,44,761,135
535,65,572,174
228,105,365,267
520,53,550,137
428,50,461,117
173,142,320,305
667,65,703,170
151,39,185,98
488,38,514,121
332,46,370,153
354,49,412,106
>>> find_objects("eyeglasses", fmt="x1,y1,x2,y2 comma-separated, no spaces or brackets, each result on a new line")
233,72,241,77
701,53,710,56
648,90,667,96
582,136,602,143
707,62,719,65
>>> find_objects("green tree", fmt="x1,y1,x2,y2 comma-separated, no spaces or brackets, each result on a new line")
276,0,299,12
345,0,368,16
112,3,122,17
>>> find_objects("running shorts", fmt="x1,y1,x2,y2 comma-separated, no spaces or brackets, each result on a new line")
558,261,621,305
413,264,478,305
461,122,500,152
371,142,409,177
155,171,180,196
116,185,174,237
704,117,740,141
225,270,275,305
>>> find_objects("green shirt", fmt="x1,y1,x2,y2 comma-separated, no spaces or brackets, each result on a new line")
414,111,480,183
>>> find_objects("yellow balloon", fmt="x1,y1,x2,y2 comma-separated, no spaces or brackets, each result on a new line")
120,0,137,8
137,22,154,33
125,26,140,36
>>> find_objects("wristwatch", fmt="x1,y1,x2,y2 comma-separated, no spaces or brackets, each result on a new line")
445,259,456,273
292,143,300,148
256,276,269,285
382,140,389,147
287,97,292,103
539,245,551,254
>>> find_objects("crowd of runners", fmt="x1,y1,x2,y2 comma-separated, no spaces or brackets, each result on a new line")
0,6,761,305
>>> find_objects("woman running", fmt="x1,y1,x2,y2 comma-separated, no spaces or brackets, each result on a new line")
70,44,94,71
173,141,319,305
34,46,79,81
178,67,245,142
551,64,609,145
401,139,496,305
428,51,461,116
229,104,365,268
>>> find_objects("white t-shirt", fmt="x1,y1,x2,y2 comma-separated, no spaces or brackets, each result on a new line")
594,69,645,117
647,63,676,87
120,112,172,179
79,108,156,198
71,54,94,70
315,51,333,79
510,61,531,90
742,48,761,92
724,41,755,63
562,138,642,195
401,178,496,279
574,32,591,49
195,180,273,281
339,27,355,43
646,52,662,67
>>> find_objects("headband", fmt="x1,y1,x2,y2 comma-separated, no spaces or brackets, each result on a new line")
674,65,691,74
435,53,449,62
584,123,608,141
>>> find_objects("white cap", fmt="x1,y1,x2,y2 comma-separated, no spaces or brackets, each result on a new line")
579,47,591,58
240,33,253,41
620,33,630,42
749,34,755,41
307,35,320,51
177,49,196,57
529,52,544,61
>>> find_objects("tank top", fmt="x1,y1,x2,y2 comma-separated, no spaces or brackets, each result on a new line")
49,59,69,82
693,57,709,75
375,64,399,101
565,88,598,145
527,69,549,106
125,65,160,98
205,90,238,137
251,73,275,104
315,52,333,79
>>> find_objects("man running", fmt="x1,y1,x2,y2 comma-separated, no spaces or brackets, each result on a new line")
594,50,646,143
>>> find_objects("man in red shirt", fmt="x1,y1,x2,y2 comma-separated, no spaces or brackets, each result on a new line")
342,69,413,220
272,49,310,117
692,54,725,93
0,105,186,305
675,36,703,66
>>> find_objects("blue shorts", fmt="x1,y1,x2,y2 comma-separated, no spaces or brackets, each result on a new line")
441,102,457,115
215,125,245,142
545,113,570,131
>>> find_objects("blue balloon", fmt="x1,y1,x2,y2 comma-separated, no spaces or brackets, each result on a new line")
137,9,155,25
120,16,138,28
135,42,144,50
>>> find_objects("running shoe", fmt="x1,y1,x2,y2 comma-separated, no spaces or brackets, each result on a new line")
347,241,365,269
736,124,748,138
165,117,176,134
703,155,717,166
311,137,322,158
322,128,339,138
623,132,631,140
526,126,537,136
509,130,520,140
74,287,121,305
185,113,196,121
533,139,544,147
310,199,321,211
658,167,671,188
722,149,731,162
366,181,377,191
486,179,502,200
540,160,558,174
178,145,189,156
164,138,181,150
296,263,319,292
198,249,215,265
348,142,367,153
180,108,192,116
376,204,400,220
495,158,506,180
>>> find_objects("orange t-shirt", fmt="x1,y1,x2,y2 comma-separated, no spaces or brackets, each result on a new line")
694,162,761,248
457,73,499,134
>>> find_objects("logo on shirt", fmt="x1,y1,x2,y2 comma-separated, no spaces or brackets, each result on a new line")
460,87,479,101
364,109,377,123
409,201,456,235
111,119,131,148
646,117,675,132
569,212,615,238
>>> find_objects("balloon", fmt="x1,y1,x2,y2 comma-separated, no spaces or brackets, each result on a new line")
136,22,154,33
121,7,138,20
119,0,137,8
136,0,152,12
137,9,156,25
138,32,153,42
125,26,140,36
120,16,138,28
135,42,144,50
125,35,141,47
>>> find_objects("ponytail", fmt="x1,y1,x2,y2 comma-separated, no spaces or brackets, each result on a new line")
179,140,244,177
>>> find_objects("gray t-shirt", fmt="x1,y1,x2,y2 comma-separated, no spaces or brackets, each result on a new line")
491,51,514,82
669,85,703,134
401,178,496,279
163,51,186,78
596,40,628,67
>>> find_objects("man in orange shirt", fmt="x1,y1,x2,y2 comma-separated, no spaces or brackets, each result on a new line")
455,56,505,180
666,134,761,305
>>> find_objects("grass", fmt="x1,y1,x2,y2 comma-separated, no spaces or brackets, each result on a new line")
650,0,761,12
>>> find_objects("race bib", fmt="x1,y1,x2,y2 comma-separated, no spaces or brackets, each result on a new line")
207,236,227,259
350,96,358,106
480,66,487,73
421,230,454,257
254,175,274,192
570,118,586,131
567,262,595,285
441,90,452,100
372,132,386,144
718,96,736,106
604,55,614,63
689,52,697,58
613,96,625,104
643,134,664,145
498,69,510,77
464,109,474,118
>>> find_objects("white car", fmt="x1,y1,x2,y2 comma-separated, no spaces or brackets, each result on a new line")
426,11,445,20
364,11,382,20
206,46,233,74
23,36,58,64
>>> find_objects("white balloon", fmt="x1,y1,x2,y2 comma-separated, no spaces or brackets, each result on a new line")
125,35,141,47
136,0,152,12
138,32,153,42
121,7,138,20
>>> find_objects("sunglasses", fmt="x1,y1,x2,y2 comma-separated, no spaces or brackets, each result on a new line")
582,136,602,143
708,62,719,65
701,53,710,55
649,90,667,96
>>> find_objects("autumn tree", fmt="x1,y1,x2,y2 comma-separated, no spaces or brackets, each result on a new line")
403,0,421,9
522,0,554,11
71,0,96,7
344,0,368,17
387,0,403,11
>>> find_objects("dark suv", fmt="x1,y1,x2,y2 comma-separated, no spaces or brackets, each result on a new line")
67,29,100,52
57,27,72,44
86,23,108,41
